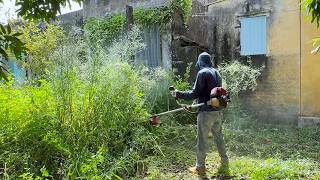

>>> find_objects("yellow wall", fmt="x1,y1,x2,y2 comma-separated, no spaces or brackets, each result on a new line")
243,0,301,124
301,13,320,117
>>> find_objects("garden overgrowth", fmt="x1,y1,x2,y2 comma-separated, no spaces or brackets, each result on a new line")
0,25,319,180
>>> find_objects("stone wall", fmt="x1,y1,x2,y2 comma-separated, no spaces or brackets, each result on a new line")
58,0,172,27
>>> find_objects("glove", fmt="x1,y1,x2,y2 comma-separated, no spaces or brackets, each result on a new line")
181,104,191,110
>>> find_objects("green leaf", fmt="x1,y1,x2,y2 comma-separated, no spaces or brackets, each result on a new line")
7,25,11,34
42,169,49,177
0,69,8,81
12,32,23,36
0,62,8,82
5,35,20,43
0,24,6,34
40,166,50,177
0,47,8,59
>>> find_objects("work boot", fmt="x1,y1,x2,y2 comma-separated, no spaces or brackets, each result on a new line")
217,159,230,176
187,166,206,175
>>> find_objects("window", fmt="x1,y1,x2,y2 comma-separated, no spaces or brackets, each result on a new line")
240,16,267,56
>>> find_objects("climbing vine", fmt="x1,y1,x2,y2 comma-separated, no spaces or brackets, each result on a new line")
85,14,126,47
171,0,192,23
133,7,171,28
84,0,192,47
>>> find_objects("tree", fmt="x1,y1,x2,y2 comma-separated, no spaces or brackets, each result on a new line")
19,21,65,80
0,0,82,81
0,23,26,81
0,0,82,21
303,0,320,53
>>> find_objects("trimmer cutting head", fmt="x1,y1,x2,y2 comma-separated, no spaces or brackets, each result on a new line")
149,114,160,126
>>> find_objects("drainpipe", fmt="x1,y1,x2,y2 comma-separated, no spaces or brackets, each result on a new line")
299,0,302,125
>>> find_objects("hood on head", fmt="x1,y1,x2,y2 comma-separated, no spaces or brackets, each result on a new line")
196,52,212,71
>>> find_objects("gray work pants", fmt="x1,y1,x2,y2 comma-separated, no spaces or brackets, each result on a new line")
196,111,228,168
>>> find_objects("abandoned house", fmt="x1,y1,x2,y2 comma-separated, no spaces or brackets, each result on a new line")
193,0,320,127
9,0,320,126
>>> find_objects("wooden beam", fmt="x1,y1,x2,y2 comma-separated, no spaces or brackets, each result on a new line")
126,5,134,30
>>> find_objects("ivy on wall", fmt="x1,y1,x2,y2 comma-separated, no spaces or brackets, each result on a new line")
85,14,126,46
84,0,192,47
171,0,192,23
133,7,171,28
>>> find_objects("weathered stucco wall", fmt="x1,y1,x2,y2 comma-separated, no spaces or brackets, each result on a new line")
57,10,84,30
170,1,209,81
83,0,170,17
301,12,320,120
207,0,240,63
184,0,209,48
173,0,320,125
204,0,301,125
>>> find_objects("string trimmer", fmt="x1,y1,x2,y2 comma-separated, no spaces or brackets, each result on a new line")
149,86,230,126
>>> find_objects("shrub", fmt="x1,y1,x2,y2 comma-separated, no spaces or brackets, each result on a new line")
219,61,264,96
18,21,66,81
218,60,264,129
0,80,59,177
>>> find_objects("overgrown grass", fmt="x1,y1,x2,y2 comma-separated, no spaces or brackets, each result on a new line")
138,118,320,179
0,27,174,179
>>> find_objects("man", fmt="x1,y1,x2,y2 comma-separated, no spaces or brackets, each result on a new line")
171,52,229,175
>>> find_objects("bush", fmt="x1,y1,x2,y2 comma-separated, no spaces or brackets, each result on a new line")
219,61,264,96
218,60,264,129
0,81,58,177
18,21,66,81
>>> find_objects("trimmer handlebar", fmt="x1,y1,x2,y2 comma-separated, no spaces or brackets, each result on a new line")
168,86,175,91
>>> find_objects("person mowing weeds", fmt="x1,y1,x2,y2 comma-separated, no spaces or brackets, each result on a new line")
170,52,229,175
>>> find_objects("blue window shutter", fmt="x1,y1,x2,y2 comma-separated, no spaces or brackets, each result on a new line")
240,16,267,56
8,61,25,83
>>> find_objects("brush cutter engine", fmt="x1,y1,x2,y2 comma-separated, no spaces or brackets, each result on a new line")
209,87,230,109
